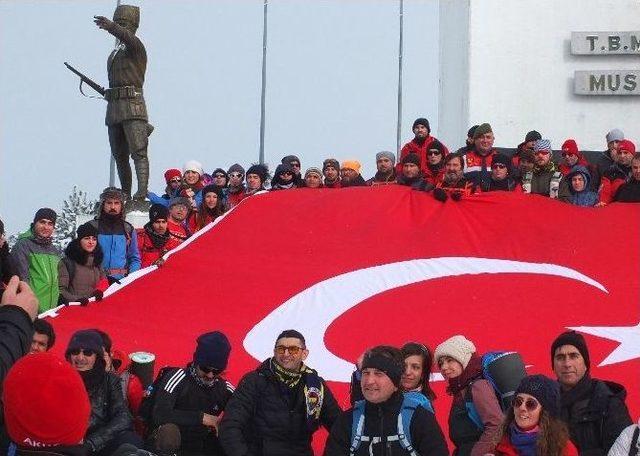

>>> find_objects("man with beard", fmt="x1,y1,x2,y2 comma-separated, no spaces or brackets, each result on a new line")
398,118,449,176
434,153,477,202
226,164,246,209
66,329,142,455
366,151,397,186
322,159,341,188
455,125,479,154
220,329,341,456
463,123,498,191
147,331,234,456
340,161,366,187
552,331,632,455
614,152,640,202
10,208,61,311
521,139,562,198
166,197,191,249
138,204,170,268
594,129,624,190
599,139,635,205
89,187,141,284
397,153,433,191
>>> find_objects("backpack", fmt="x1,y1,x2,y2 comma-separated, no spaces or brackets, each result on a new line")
350,394,421,456
138,366,182,431
465,351,527,430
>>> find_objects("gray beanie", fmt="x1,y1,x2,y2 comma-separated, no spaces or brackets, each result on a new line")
376,151,396,166
606,129,624,144
434,335,476,369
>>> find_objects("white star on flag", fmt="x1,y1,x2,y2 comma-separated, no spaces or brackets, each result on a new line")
570,322,640,366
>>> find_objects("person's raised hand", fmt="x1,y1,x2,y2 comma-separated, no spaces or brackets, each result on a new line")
0,276,38,321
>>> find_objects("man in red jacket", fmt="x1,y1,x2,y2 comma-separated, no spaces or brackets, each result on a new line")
398,118,449,176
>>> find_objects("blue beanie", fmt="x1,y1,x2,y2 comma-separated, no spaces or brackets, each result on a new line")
193,331,231,371
515,374,561,418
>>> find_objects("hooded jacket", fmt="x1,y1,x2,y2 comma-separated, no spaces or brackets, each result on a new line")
566,165,598,207
58,240,108,304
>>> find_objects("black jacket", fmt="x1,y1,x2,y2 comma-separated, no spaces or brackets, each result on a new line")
151,366,234,452
560,376,632,456
84,371,134,452
324,391,448,456
219,359,341,456
614,179,640,202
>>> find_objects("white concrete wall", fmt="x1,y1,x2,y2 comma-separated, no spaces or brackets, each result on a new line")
439,0,640,151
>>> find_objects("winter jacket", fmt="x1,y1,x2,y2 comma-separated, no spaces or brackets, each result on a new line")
324,391,448,456
614,178,640,202
397,174,435,192
151,365,234,453
366,170,397,186
435,178,478,198
88,217,140,280
485,177,523,192
607,420,640,456
594,150,616,191
0,242,14,289
136,226,169,268
566,165,598,207
14,445,89,456
448,379,504,456
599,163,631,204
219,359,341,456
522,162,562,198
324,179,341,189
226,186,247,208
398,136,450,176
165,219,191,251
84,371,134,452
559,376,632,456
424,163,445,186
463,148,498,190
10,231,60,312
0,305,33,389
494,432,579,456
58,240,108,304
341,174,367,188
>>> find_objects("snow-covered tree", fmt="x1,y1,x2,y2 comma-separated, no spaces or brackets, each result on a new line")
53,186,97,250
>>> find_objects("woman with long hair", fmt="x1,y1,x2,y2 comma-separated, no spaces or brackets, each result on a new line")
401,342,436,413
189,184,226,232
494,374,578,456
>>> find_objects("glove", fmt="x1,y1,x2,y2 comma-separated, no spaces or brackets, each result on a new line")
451,191,462,201
92,290,104,301
79,298,89,306
433,188,448,202
107,276,122,285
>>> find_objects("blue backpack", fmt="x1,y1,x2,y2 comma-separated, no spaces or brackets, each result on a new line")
350,394,422,456
465,351,527,430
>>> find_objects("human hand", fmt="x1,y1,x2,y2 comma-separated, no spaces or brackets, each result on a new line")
93,15,113,31
79,298,89,306
202,413,221,432
0,276,38,321
433,188,448,202
92,290,104,301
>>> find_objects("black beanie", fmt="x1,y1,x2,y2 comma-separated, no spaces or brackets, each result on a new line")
246,164,269,183
149,204,169,222
76,222,97,239
281,155,301,166
515,374,561,418
412,118,430,133
402,153,421,167
65,330,105,359
211,168,228,179
34,208,57,224
202,184,223,199
193,331,231,371
525,130,542,143
362,352,403,388
551,330,590,370
491,154,511,169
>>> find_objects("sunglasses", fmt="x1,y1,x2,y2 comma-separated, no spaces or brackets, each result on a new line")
170,178,181,183
229,172,243,178
492,164,507,169
69,348,96,357
199,365,222,375
427,150,441,156
275,345,303,355
282,171,293,176
512,396,540,411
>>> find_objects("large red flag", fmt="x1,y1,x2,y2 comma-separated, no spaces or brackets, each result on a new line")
45,187,640,450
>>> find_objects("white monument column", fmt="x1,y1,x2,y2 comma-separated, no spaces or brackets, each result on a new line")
438,0,640,151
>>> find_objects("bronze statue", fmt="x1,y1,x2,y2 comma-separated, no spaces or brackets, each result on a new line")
94,5,151,204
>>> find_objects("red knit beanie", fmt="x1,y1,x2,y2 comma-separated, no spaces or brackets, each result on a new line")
619,139,636,154
2,353,90,448
164,168,182,183
561,139,579,156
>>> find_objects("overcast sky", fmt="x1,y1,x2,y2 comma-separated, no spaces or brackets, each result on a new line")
0,0,439,234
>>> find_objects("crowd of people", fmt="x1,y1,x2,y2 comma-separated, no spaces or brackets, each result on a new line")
0,118,639,456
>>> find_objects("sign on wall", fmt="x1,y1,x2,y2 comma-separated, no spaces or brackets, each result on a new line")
574,70,640,95
572,31,640,55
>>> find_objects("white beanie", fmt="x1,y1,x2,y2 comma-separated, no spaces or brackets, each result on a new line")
434,335,476,369
183,160,204,176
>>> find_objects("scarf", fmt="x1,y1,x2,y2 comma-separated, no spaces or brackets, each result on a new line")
533,160,558,175
509,423,538,456
79,358,107,391
270,358,325,431
272,181,295,190
447,355,483,399
188,363,218,389
143,222,170,249
560,373,593,408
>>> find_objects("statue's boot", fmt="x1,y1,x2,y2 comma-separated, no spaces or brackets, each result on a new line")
132,157,149,201
116,157,133,200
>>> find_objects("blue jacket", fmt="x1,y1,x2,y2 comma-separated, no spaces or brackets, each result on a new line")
89,218,141,279
568,165,598,207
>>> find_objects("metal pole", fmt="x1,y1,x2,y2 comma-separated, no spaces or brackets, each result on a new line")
396,0,404,160
109,0,121,187
258,0,268,165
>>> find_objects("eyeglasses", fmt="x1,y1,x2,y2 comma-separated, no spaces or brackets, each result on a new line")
229,172,243,178
427,150,441,156
534,150,550,156
69,348,96,357
492,164,507,169
199,365,222,375
275,345,303,355
512,396,540,411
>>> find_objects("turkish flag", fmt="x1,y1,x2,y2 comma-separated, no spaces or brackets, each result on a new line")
45,187,640,451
